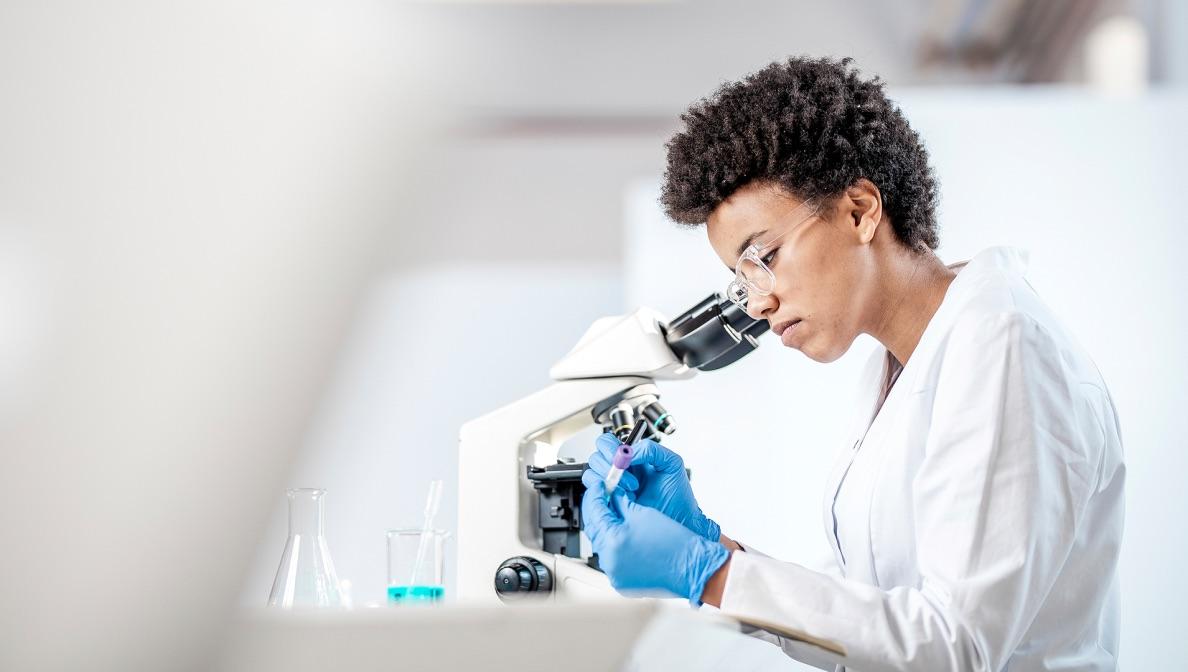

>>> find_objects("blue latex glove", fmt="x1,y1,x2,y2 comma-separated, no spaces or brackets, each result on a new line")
581,469,729,605
585,432,721,542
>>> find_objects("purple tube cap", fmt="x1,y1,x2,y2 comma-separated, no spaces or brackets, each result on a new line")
613,444,633,469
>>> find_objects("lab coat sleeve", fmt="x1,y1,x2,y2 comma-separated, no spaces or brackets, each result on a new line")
735,541,769,557
717,311,1100,671
729,544,842,671
736,542,843,580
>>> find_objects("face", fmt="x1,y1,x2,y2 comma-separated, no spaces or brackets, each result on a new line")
705,180,882,363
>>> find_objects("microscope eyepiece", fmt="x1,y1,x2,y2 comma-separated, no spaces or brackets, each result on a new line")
664,293,768,371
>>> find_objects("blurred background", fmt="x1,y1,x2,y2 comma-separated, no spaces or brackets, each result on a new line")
2,0,1185,670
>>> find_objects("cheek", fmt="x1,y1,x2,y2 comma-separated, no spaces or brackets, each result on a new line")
788,253,858,321
811,285,863,357
787,239,864,358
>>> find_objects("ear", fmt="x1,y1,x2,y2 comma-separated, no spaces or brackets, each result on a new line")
844,179,883,245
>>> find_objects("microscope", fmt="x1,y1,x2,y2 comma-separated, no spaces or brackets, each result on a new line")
457,294,768,603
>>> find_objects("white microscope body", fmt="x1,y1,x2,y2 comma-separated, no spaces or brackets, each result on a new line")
457,294,768,604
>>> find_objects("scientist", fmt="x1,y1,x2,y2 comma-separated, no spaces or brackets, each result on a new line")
581,57,1124,671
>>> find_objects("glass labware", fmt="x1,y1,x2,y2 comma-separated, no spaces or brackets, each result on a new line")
268,488,344,608
386,528,450,604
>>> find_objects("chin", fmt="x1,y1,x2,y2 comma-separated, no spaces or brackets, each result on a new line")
799,335,851,364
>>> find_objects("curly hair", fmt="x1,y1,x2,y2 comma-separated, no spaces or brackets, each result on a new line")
661,56,940,251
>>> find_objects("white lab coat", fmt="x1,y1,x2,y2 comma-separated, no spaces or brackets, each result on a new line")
719,247,1125,672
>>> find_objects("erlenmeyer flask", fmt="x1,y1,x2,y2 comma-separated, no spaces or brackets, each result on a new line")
268,488,344,608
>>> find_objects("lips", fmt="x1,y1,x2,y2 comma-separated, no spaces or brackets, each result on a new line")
771,318,802,337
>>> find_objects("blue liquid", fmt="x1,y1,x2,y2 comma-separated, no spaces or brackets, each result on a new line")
387,584,445,604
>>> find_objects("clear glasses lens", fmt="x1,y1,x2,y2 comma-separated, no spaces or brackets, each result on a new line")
727,253,776,308
726,280,749,307
736,256,775,293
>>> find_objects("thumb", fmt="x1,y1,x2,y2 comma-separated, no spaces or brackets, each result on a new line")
595,431,621,456
630,439,683,474
609,486,634,519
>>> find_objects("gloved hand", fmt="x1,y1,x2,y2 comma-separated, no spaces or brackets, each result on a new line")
585,432,721,542
580,469,730,605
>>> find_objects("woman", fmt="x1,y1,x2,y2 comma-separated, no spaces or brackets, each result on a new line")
581,57,1124,671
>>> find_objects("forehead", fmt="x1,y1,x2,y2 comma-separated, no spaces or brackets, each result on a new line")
705,182,806,267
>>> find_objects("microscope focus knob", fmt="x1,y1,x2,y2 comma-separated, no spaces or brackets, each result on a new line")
494,556,552,600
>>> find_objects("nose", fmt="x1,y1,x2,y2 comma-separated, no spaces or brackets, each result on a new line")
744,291,777,321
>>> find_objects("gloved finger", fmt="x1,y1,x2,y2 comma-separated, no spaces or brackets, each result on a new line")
589,452,639,492
595,431,621,454
591,434,639,491
586,450,611,476
627,462,656,481
608,486,634,519
580,477,620,542
583,464,639,506
582,465,603,491
595,432,626,465
587,450,636,486
596,432,633,466
629,439,684,474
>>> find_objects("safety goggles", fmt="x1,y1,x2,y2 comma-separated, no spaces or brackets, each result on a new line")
725,199,820,308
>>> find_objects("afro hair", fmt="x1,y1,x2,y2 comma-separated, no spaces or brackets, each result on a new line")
661,56,940,251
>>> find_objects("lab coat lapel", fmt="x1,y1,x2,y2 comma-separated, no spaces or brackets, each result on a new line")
835,354,923,583
822,348,888,574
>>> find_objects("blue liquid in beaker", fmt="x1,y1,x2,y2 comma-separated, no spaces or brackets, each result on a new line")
387,584,445,604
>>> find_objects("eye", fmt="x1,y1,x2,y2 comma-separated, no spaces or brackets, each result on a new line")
761,247,779,266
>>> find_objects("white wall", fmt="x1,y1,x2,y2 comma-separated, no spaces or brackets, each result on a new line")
624,90,1188,669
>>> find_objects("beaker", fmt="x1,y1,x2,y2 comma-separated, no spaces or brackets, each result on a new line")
268,488,344,608
386,528,450,604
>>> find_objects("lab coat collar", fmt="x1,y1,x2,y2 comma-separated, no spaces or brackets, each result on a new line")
958,246,1030,277
849,247,1033,436
905,246,1031,373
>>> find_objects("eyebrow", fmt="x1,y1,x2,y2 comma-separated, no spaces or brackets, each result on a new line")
727,229,767,272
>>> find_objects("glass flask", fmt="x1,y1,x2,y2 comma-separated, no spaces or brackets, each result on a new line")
268,488,344,608
386,528,450,604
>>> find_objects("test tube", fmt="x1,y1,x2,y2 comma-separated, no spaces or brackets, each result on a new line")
603,418,647,492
